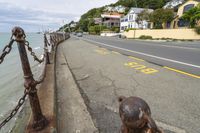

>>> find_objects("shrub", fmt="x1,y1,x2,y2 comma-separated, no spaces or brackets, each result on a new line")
110,27,120,33
195,26,200,35
139,35,153,40
125,28,136,32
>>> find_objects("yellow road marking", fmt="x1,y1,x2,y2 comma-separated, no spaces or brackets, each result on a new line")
164,66,200,79
125,62,158,74
128,56,144,62
95,50,109,55
111,51,121,55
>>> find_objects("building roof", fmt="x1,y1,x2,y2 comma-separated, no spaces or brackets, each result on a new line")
101,12,123,19
128,8,154,14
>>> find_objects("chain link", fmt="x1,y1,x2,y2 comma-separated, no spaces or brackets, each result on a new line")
0,39,15,64
0,90,28,129
24,41,43,63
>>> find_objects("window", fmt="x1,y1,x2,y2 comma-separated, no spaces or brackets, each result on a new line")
178,19,189,27
129,15,133,20
183,4,194,13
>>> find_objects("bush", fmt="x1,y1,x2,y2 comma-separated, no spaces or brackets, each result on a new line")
89,25,108,34
125,28,136,32
195,26,200,35
139,35,153,40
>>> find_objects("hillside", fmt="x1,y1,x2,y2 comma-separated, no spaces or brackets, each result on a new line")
61,0,186,32
80,0,173,19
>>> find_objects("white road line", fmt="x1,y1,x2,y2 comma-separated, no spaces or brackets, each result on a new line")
87,35,199,50
80,37,200,69
151,44,199,50
155,120,186,133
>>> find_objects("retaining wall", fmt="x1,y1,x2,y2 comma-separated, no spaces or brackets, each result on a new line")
123,29,200,40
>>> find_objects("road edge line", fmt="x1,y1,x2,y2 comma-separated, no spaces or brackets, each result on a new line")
163,66,200,79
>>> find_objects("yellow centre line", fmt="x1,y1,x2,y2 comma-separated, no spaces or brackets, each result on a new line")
164,66,200,79
128,56,145,62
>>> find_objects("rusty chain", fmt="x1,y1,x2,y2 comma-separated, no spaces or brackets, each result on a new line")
0,31,44,129
0,39,15,64
24,41,44,63
0,89,28,129
0,84,38,130
0,30,68,130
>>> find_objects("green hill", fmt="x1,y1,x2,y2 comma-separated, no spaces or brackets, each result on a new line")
61,0,172,32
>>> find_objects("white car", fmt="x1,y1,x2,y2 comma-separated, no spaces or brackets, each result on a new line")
77,32,83,37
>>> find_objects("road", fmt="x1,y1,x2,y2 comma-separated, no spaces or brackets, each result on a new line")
58,37,200,133
79,35,200,77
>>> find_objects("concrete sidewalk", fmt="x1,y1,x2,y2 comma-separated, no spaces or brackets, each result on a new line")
57,37,200,133
56,43,98,133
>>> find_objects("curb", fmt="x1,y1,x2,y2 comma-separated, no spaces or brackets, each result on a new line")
55,43,98,133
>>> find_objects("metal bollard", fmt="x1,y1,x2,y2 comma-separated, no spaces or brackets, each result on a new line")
118,96,163,133
44,34,50,64
12,27,48,131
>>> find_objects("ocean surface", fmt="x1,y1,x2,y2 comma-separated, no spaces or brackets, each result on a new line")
0,33,44,132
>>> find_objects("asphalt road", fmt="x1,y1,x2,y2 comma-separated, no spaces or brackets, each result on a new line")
78,35,200,76
60,38,200,133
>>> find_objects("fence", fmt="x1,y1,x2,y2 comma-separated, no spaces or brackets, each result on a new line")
123,28,200,40
0,27,69,131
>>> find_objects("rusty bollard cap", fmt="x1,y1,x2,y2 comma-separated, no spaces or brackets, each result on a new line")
118,96,163,133
119,96,151,129
12,26,25,40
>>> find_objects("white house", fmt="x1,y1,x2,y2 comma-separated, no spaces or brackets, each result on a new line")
120,8,153,32
70,21,78,28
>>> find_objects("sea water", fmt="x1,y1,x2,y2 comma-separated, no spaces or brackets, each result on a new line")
0,33,44,132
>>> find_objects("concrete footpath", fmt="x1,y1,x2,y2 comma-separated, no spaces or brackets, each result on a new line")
56,43,98,133
56,37,200,133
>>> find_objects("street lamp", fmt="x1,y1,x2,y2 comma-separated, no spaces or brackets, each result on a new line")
61,20,66,40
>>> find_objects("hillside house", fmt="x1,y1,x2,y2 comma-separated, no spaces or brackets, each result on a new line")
101,12,123,28
120,8,153,32
170,0,200,28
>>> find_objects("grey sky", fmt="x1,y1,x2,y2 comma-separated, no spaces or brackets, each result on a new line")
0,0,117,32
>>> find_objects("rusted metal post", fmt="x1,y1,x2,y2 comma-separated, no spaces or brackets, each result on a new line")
12,27,47,131
118,96,163,133
44,34,50,64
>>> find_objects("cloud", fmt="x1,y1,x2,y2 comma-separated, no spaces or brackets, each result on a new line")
0,0,117,32
0,2,80,32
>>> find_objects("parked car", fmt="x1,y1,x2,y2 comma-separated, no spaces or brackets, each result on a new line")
77,32,83,37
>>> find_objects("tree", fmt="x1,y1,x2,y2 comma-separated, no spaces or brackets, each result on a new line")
89,25,107,34
150,8,174,29
115,0,166,9
181,4,200,28
79,19,89,32
145,0,165,10
137,9,151,29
